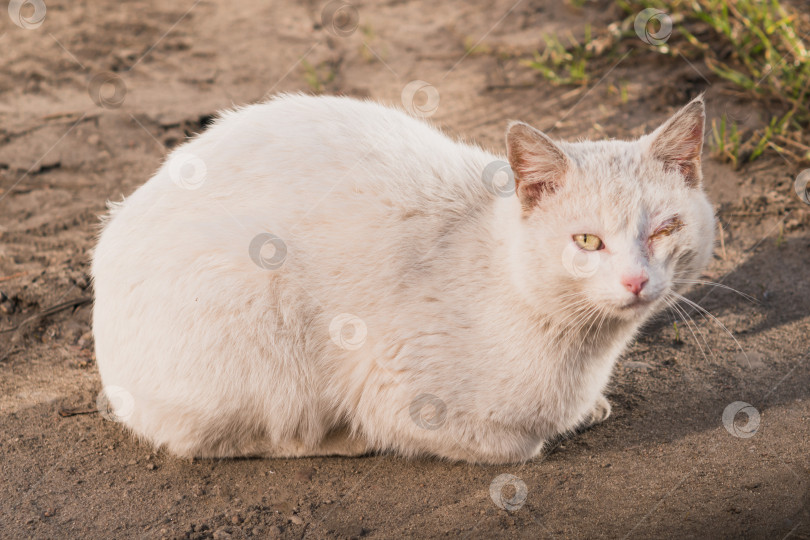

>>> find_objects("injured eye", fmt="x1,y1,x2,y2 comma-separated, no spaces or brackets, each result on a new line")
650,217,684,241
573,234,604,251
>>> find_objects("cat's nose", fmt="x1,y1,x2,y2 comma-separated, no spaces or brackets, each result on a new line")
621,274,648,296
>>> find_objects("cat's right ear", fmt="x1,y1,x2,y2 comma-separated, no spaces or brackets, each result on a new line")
506,122,569,210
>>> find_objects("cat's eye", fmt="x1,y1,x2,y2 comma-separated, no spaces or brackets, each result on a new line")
573,234,604,251
650,217,684,241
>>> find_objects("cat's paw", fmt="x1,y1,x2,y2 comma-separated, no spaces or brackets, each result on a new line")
584,395,611,427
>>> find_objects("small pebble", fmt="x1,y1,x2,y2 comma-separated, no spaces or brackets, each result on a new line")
289,515,304,525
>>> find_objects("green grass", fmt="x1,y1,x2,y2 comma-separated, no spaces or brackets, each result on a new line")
301,60,336,94
625,0,810,165
528,0,810,165
712,115,742,167
524,26,596,86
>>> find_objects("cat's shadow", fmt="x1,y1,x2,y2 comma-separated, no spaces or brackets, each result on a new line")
644,235,810,340
591,235,810,450
642,237,810,342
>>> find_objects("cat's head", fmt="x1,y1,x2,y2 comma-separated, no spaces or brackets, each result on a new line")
505,96,715,323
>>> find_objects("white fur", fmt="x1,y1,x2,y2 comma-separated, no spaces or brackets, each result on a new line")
92,94,715,463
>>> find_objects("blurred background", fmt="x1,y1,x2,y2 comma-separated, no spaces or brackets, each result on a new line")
1,0,809,538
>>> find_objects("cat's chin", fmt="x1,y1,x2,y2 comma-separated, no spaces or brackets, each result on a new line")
614,298,656,320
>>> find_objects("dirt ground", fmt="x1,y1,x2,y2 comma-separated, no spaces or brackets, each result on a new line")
1,0,809,538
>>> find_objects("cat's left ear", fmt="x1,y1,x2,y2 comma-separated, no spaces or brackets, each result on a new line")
645,95,705,187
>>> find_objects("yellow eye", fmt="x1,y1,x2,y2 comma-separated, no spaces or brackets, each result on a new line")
573,234,604,251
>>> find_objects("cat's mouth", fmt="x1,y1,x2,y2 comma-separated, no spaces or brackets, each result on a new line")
618,296,653,312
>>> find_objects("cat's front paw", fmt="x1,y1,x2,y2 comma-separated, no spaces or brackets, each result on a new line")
584,395,611,427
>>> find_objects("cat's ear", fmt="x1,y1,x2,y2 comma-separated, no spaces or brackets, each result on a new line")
506,122,569,209
645,96,705,187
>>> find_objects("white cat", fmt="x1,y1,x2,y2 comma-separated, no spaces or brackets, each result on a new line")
92,94,715,463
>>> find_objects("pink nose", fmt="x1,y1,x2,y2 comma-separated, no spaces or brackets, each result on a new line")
621,275,648,296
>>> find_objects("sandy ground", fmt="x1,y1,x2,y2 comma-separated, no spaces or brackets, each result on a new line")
1,0,809,538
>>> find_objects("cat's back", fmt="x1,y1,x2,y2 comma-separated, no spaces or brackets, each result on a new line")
107,95,493,236
188,94,489,200
95,95,496,291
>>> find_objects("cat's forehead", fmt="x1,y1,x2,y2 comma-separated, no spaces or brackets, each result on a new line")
562,139,645,176
565,139,682,196
558,139,684,229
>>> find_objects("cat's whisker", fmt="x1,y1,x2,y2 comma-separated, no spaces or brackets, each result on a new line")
668,295,712,349
663,295,712,365
593,306,610,343
562,304,599,336
550,294,591,313
555,291,586,301
571,304,607,360
665,293,731,370
556,312,595,352
671,292,745,354
671,278,757,303
581,307,603,346
546,310,587,340
678,298,718,362
583,304,605,337
555,296,591,310
551,300,593,331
